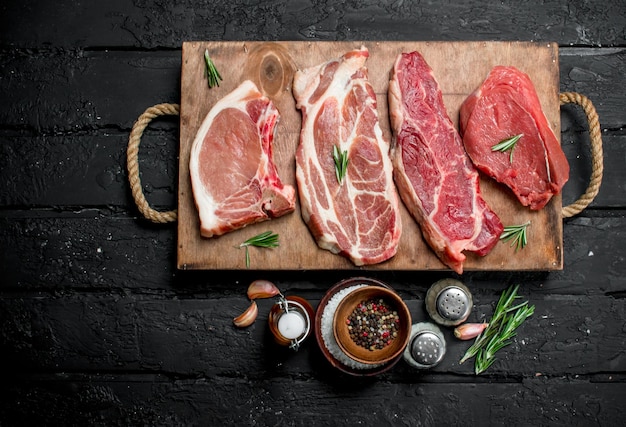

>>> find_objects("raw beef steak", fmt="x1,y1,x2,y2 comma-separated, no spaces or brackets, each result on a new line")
189,80,296,238
292,47,402,266
388,51,503,274
459,66,569,210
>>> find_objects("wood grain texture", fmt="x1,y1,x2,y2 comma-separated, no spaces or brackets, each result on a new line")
177,41,563,271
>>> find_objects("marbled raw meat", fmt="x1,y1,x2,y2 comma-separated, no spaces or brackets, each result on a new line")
388,51,503,274
293,47,402,266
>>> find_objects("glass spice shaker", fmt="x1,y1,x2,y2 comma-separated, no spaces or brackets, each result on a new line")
268,295,314,351
425,278,473,327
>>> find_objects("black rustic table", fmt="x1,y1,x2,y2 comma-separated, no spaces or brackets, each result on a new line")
1,1,625,426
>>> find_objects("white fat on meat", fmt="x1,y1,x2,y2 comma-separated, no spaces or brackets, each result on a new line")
293,47,402,266
189,80,295,238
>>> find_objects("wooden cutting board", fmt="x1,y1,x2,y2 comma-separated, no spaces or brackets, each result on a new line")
177,41,562,271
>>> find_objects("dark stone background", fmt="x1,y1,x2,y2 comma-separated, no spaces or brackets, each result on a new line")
1,1,624,425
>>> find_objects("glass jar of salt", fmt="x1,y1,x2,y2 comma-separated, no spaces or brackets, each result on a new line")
268,295,314,351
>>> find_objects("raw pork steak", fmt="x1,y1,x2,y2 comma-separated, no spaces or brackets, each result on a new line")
459,66,569,210
293,47,402,266
189,80,295,238
388,51,503,274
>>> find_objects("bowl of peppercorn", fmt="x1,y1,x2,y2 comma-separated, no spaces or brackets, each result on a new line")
332,284,412,365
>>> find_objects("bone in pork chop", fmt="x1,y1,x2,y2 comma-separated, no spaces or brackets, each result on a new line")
388,51,503,274
459,66,569,210
189,80,296,238
292,47,402,266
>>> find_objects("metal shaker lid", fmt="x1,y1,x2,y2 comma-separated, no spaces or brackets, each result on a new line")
403,322,446,369
425,279,473,326
436,286,471,321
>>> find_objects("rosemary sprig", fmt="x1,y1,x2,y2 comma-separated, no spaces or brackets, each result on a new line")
500,221,531,251
491,133,523,163
332,145,349,184
204,49,222,88
460,284,535,374
238,231,279,268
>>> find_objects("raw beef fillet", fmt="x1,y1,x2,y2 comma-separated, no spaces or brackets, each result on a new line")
459,66,569,210
292,46,402,266
388,51,503,274
189,80,296,238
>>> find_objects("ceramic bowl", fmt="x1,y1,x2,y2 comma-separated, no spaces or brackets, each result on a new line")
332,284,411,365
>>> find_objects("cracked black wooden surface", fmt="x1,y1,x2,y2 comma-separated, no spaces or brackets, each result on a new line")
1,1,625,425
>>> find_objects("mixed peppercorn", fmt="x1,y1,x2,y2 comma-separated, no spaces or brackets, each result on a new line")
347,298,400,351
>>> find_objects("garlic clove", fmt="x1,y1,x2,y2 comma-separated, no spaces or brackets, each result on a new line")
247,279,281,300
233,301,258,328
454,322,489,340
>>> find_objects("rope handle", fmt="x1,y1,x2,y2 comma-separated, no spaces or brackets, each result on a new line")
126,93,603,223
126,103,179,223
559,92,604,218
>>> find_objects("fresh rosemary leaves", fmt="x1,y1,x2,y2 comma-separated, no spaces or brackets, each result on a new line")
500,221,530,251
204,49,222,88
333,145,349,184
238,231,279,268
460,284,535,374
491,133,523,163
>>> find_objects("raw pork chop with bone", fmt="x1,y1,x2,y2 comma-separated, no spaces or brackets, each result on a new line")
189,80,296,238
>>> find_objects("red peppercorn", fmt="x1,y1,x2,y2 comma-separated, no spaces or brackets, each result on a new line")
346,297,400,351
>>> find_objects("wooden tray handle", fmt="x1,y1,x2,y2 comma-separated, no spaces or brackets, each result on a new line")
559,92,604,218
126,92,602,223
126,103,179,223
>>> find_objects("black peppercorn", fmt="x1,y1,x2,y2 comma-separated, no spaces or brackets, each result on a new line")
346,298,400,351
